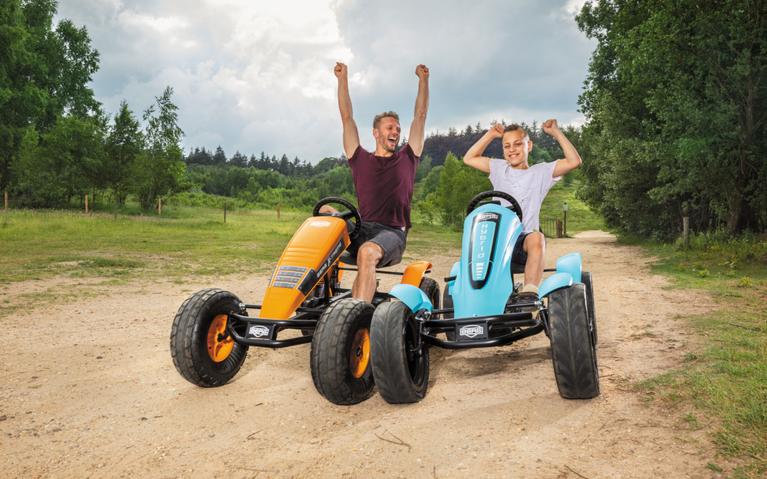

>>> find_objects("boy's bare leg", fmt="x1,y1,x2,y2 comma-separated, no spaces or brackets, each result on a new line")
353,242,383,303
522,232,546,293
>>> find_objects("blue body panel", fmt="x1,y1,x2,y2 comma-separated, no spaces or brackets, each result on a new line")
390,284,433,313
556,252,582,283
447,261,459,294
538,272,574,298
452,204,523,318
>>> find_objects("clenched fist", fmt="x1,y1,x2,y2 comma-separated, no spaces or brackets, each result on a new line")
334,62,348,79
542,119,560,136
487,122,504,139
415,64,429,80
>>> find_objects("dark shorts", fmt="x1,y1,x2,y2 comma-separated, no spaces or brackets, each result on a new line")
512,232,531,266
347,221,407,267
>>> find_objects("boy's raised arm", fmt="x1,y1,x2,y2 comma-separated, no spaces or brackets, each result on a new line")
335,62,360,159
545,119,582,177
463,123,504,174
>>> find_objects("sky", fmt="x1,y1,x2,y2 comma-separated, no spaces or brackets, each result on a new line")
56,0,594,163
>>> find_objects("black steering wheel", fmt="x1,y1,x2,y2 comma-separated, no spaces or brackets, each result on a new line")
466,190,523,221
313,196,362,238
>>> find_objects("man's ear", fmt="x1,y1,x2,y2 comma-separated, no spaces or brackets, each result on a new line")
372,128,380,140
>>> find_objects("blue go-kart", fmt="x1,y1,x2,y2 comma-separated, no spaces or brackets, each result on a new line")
370,190,599,403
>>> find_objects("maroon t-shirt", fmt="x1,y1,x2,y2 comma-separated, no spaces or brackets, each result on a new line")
349,143,419,229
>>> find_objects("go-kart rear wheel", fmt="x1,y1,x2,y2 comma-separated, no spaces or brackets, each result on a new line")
419,277,440,309
170,289,248,387
582,271,598,346
310,298,375,405
548,283,599,399
371,300,430,404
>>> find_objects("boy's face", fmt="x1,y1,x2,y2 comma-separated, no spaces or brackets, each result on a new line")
502,130,532,168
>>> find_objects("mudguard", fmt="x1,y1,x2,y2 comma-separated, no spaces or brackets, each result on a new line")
400,260,432,287
389,284,433,313
556,252,582,283
539,272,574,298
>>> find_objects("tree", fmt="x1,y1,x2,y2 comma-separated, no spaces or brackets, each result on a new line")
0,0,99,193
576,0,767,236
435,153,490,227
106,101,143,205
132,86,185,210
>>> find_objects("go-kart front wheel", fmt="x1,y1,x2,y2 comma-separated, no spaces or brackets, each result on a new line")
548,283,599,399
170,289,249,387
310,298,375,405
371,300,430,404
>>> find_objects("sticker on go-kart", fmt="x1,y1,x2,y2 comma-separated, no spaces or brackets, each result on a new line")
246,324,273,340
457,323,488,341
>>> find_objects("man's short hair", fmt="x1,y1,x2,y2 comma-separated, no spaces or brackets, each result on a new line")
504,123,529,139
373,111,400,129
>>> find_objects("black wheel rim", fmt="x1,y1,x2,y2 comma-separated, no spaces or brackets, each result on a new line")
404,316,426,385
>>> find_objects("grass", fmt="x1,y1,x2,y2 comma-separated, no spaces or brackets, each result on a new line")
0,205,461,286
631,233,767,478
540,179,605,234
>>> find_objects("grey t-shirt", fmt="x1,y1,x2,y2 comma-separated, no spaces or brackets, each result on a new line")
488,159,561,233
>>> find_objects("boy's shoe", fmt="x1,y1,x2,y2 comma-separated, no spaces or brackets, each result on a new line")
511,290,539,307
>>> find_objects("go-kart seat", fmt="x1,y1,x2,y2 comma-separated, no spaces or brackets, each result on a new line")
339,251,357,265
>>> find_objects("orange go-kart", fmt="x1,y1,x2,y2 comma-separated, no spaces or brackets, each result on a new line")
169,197,439,405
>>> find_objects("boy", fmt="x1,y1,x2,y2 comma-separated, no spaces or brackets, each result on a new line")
462,119,582,301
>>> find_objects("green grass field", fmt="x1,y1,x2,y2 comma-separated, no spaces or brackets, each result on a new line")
630,234,767,478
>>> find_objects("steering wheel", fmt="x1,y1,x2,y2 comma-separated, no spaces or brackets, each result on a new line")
466,190,523,221
312,196,362,238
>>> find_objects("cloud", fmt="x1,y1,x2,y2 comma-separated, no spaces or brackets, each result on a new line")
55,0,594,162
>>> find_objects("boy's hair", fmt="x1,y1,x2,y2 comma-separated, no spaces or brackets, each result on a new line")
504,123,529,139
373,111,400,128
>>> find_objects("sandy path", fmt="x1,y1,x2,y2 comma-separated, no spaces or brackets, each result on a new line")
0,231,717,478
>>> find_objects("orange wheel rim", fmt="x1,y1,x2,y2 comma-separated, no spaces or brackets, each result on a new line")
349,328,370,379
207,314,234,362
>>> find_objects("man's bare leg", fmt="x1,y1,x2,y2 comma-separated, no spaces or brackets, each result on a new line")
353,242,383,303
522,232,545,295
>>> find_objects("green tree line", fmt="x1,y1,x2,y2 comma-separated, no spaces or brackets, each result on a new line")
575,0,767,238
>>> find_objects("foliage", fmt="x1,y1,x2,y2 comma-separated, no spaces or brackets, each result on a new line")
576,0,767,238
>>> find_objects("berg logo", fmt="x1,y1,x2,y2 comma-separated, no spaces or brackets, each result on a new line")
459,324,484,339
248,325,270,338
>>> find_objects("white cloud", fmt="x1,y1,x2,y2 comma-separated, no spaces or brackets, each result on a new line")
56,0,595,162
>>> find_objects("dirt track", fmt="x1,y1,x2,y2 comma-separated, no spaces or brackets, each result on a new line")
1,231,718,478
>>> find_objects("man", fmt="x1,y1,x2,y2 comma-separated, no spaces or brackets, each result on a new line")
462,120,582,301
325,62,429,303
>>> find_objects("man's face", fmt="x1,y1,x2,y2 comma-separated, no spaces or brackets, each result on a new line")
502,130,532,167
373,116,401,153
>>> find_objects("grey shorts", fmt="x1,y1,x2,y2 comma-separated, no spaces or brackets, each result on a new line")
347,221,407,267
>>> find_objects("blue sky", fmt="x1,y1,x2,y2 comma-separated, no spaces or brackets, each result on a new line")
57,0,593,162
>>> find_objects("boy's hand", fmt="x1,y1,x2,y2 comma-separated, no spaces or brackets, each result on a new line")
415,64,429,80
542,119,561,136
334,62,348,79
487,122,504,139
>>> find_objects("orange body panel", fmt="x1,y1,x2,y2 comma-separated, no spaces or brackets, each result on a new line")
400,260,432,287
260,216,350,319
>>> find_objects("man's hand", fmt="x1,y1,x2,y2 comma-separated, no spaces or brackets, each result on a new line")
488,122,504,139
334,62,348,80
415,64,429,80
542,119,561,136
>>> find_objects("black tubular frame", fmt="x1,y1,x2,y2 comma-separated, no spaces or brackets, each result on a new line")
225,287,391,349
415,304,550,350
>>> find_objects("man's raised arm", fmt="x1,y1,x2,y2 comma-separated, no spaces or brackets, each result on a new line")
408,64,430,157
335,62,360,159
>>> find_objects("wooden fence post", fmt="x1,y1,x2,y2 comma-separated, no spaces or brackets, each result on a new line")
224,202,227,223
84,193,89,214
157,197,162,216
556,219,563,238
3,191,7,211
683,216,689,248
